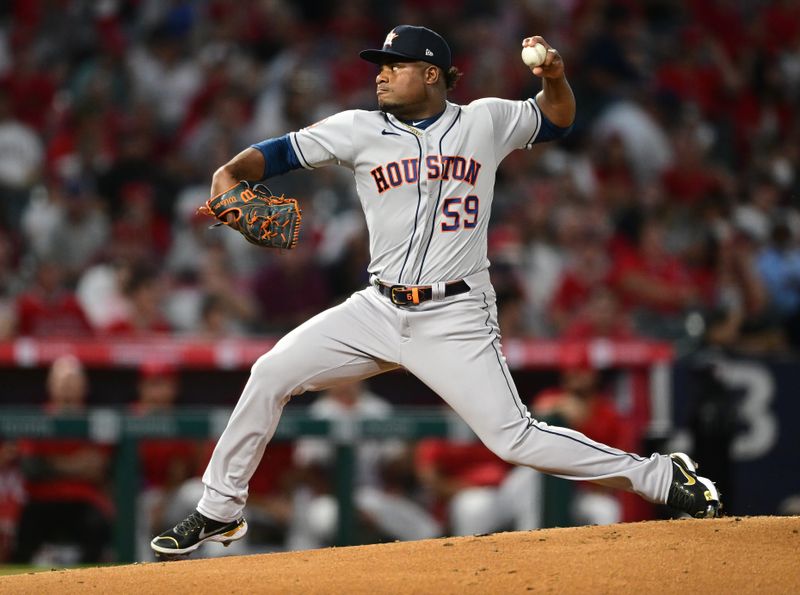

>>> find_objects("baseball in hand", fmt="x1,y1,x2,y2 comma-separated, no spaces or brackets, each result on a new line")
521,44,547,67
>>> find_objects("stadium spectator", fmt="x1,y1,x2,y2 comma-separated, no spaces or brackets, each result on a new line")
654,25,742,120
561,285,637,341
414,436,540,536
75,257,134,331
519,197,597,336
102,263,172,336
531,363,633,525
660,123,727,207
610,217,701,338
319,212,372,305
251,239,332,333
695,219,784,354
288,382,441,549
486,224,531,338
0,232,20,340
590,131,638,213
107,180,172,262
0,88,43,231
131,361,201,561
0,441,24,563
13,258,93,337
549,229,613,334
126,24,203,132
734,174,784,246
756,221,800,348
21,176,110,285
0,40,57,134
591,100,672,187
414,422,542,535
164,232,258,335
194,294,246,339
180,88,253,183
12,355,113,564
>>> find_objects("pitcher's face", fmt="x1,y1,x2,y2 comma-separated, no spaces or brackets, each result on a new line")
375,60,431,116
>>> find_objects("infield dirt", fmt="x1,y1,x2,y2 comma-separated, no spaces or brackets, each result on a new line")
2,515,798,594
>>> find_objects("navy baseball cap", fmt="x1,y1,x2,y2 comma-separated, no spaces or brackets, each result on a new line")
360,25,451,71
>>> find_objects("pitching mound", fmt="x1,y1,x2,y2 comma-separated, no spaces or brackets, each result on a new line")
2,516,798,594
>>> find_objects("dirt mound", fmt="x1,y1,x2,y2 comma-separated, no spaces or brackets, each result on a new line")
2,516,798,594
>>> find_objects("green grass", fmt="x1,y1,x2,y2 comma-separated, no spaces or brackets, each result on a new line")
0,563,122,577
0,565,52,576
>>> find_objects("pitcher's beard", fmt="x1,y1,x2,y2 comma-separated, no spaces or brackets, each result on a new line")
379,93,439,120
378,97,414,120
378,98,400,114
378,99,416,120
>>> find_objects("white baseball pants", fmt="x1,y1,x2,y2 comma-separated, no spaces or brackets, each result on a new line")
198,269,674,523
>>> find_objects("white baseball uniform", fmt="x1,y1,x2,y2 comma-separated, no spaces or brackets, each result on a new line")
197,97,675,523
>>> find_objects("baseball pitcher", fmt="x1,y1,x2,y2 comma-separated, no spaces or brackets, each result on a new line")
152,25,720,557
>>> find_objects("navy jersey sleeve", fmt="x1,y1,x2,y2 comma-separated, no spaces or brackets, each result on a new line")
533,102,573,144
250,134,302,180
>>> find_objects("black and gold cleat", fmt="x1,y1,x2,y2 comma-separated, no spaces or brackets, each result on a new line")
666,453,722,518
150,510,247,557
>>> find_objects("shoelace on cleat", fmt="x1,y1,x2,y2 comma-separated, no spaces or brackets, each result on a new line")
174,512,205,536
669,484,697,513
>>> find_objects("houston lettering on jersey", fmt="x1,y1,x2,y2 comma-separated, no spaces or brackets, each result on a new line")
370,155,482,194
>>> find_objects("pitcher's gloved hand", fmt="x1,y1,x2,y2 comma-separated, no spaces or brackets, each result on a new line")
199,181,302,249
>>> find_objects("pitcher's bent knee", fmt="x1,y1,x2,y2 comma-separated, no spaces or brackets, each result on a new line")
249,350,309,402
249,351,275,379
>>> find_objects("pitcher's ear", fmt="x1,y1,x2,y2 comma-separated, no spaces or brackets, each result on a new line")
425,65,441,85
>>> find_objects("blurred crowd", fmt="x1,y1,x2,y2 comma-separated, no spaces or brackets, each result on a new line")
0,356,641,563
0,0,797,352
1,0,800,563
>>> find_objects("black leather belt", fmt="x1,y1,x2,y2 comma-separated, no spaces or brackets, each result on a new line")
375,280,470,306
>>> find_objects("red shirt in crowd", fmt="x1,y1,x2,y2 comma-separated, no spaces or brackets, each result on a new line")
561,315,635,341
415,439,510,489
195,440,295,497
661,166,722,206
550,271,603,320
103,317,172,336
15,290,93,337
532,389,628,451
16,438,113,516
137,439,199,490
609,247,697,315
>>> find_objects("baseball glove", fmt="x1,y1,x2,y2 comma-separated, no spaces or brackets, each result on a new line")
199,181,302,249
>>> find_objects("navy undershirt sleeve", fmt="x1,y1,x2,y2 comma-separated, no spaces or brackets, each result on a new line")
533,104,573,144
250,134,302,179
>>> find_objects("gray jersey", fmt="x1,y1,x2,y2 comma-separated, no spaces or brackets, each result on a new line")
288,98,543,285
193,92,690,533
156,32,719,554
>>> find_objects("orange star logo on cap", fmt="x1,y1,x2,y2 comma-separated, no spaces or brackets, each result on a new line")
383,30,399,47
